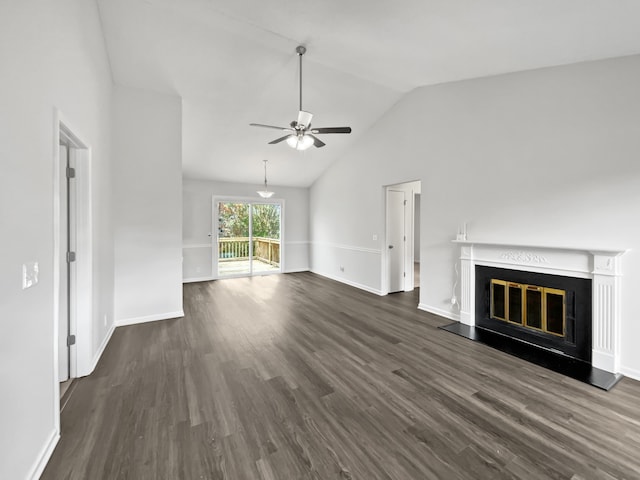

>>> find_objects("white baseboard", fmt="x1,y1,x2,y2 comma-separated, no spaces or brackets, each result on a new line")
116,310,184,327
183,276,214,284
89,322,116,374
311,270,384,296
620,365,640,382
183,270,310,282
28,429,59,480
284,268,310,273
418,303,460,322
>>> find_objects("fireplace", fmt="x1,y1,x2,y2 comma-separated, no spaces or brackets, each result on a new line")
475,265,592,363
445,239,627,389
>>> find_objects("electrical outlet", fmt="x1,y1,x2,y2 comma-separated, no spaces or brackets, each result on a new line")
372,234,378,241
339,266,344,272
104,314,108,327
22,262,39,289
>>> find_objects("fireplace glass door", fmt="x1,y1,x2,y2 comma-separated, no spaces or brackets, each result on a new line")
491,279,565,337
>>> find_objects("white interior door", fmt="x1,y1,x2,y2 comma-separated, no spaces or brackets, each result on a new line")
387,189,405,293
58,144,69,382
58,143,77,383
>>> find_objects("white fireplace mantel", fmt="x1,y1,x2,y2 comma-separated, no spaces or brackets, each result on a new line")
453,239,628,374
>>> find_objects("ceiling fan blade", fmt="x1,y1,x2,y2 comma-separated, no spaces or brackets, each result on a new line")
309,127,352,134
308,134,326,148
297,110,313,128
250,123,293,131
268,134,293,145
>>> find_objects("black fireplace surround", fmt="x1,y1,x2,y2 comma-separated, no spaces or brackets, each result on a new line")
475,265,592,363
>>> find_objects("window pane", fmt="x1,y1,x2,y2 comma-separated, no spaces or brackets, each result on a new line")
252,203,281,274
218,202,250,277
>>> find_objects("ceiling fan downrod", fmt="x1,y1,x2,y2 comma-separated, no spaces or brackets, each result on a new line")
296,45,306,114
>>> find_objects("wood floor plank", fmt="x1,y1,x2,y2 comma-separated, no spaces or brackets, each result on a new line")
42,272,640,479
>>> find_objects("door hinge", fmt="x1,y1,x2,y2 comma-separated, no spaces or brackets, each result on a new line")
67,251,76,263
404,235,406,241
403,272,406,277
66,166,76,179
403,200,407,206
67,335,76,346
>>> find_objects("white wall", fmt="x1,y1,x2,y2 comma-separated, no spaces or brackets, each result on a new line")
310,55,640,380
183,178,310,280
113,86,183,325
0,1,114,478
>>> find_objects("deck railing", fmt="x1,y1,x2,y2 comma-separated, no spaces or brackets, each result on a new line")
218,237,280,266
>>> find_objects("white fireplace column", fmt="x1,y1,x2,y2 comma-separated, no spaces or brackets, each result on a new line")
591,252,623,373
454,240,627,374
459,245,475,327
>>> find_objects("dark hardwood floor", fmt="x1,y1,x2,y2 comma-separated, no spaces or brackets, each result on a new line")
43,272,640,479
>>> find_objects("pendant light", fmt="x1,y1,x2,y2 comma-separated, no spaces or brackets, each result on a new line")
257,159,275,198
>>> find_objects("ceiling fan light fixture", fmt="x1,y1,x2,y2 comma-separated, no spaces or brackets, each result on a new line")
287,134,314,151
249,45,351,149
257,159,275,198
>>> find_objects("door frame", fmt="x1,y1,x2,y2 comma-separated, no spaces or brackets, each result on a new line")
382,180,421,295
212,196,285,279
53,110,93,423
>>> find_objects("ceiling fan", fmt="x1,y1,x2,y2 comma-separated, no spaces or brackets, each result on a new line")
250,45,352,150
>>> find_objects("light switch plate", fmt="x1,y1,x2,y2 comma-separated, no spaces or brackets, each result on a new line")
22,262,39,289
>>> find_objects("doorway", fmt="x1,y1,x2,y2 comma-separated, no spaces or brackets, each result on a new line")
213,199,283,278
54,116,93,402
385,181,421,294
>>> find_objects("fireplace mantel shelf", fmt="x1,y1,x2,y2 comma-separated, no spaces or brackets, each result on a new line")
452,239,628,257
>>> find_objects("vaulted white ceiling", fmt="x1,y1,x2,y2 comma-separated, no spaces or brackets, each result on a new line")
97,0,640,187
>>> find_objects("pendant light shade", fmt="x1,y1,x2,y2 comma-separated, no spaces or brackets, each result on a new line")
257,159,275,198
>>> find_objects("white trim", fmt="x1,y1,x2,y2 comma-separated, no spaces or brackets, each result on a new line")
312,241,382,255
183,276,215,283
452,239,628,256
418,303,460,322
620,365,640,382
89,322,116,373
283,267,310,273
27,429,59,480
116,310,185,327
183,243,212,249
285,240,310,246
311,270,384,296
